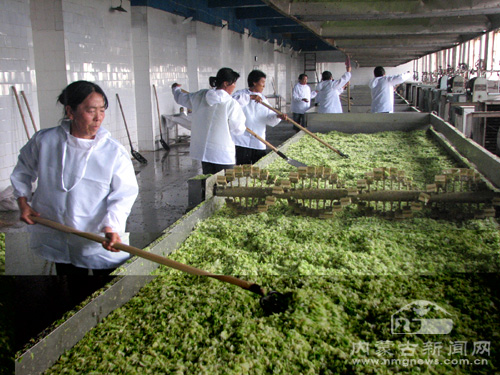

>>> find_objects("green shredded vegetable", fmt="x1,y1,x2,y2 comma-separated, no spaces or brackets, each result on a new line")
42,130,499,374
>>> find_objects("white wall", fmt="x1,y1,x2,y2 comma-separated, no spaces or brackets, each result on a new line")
0,0,37,191
62,0,137,150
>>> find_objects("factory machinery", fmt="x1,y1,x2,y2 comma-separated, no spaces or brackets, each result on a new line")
406,66,500,156
15,111,500,375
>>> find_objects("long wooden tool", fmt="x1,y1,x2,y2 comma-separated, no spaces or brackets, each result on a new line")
20,90,38,133
245,127,307,168
31,216,289,314
258,101,349,158
345,55,352,112
152,84,170,152
12,86,31,139
116,93,148,164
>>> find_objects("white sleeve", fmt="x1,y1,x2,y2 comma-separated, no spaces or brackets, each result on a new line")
263,98,281,127
292,84,302,102
333,72,352,89
10,136,39,199
100,151,139,232
232,91,250,107
228,100,247,136
172,86,192,109
386,72,411,86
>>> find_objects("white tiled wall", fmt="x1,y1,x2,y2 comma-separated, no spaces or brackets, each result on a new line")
61,0,136,150
0,0,37,191
0,0,304,188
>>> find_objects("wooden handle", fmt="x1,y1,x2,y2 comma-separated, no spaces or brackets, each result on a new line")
245,127,278,152
12,86,31,139
21,90,38,133
152,84,163,137
116,94,134,148
30,216,257,292
258,101,348,157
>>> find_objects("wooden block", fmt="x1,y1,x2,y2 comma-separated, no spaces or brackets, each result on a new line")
418,193,431,204
347,187,359,196
411,202,422,211
357,179,367,189
340,197,352,206
280,179,292,189
272,187,284,195
216,176,227,186
257,205,268,212
289,172,299,183
265,196,276,205
426,184,437,193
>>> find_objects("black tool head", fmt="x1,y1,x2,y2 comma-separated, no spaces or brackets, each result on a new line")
132,150,148,164
160,138,170,153
259,290,292,315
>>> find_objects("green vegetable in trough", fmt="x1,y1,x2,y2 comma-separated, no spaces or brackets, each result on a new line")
43,130,499,374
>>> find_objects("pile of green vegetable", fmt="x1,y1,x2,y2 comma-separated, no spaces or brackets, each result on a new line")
265,130,460,189
155,206,500,275
46,274,499,374
43,130,499,374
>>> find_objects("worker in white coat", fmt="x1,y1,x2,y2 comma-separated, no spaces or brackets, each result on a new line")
232,70,287,165
314,67,352,113
369,66,412,113
172,67,246,174
291,73,317,131
10,81,139,276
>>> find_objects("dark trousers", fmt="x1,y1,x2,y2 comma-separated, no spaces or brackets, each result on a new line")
292,112,306,132
235,146,267,165
55,262,115,276
201,161,234,175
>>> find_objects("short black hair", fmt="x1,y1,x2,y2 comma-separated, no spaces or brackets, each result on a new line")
298,73,308,81
374,66,385,77
209,67,240,89
57,81,108,115
247,70,266,88
321,71,332,81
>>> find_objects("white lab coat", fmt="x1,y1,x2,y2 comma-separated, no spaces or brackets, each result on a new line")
315,72,352,113
10,121,139,269
232,89,281,150
291,83,317,114
172,87,246,164
369,72,412,113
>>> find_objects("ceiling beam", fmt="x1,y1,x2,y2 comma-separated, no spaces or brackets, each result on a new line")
334,36,461,48
320,16,491,38
288,0,500,21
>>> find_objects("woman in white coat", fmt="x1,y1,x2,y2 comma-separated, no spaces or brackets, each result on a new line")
369,66,412,113
314,67,351,113
10,81,139,276
172,68,246,174
232,70,287,165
